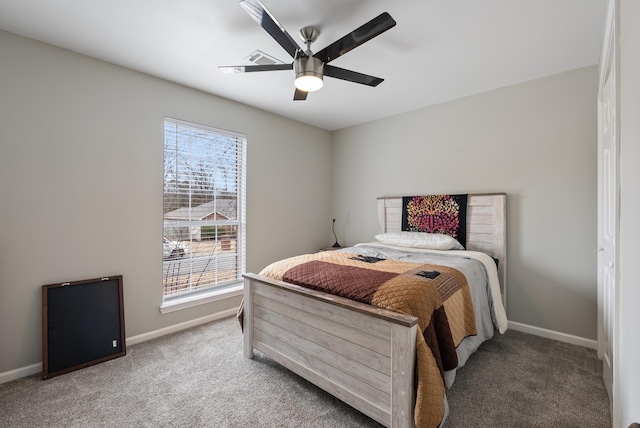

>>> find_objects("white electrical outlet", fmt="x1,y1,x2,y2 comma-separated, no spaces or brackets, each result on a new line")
112,340,117,348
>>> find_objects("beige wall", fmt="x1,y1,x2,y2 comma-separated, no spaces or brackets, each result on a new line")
331,66,598,340
0,30,332,374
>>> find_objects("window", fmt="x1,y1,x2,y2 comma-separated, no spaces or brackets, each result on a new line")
161,118,246,311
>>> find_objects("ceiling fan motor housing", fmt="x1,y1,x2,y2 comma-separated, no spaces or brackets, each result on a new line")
294,56,324,91
294,56,323,79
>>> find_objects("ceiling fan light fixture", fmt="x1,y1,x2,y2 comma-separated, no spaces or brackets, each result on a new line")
295,74,323,92
294,56,324,92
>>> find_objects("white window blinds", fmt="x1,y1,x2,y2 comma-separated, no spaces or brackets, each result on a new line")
162,118,246,298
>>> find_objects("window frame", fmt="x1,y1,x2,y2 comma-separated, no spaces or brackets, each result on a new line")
160,117,246,313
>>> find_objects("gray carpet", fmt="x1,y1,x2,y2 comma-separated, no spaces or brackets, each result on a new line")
0,316,610,427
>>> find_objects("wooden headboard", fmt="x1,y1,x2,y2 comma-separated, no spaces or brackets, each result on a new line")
377,193,507,309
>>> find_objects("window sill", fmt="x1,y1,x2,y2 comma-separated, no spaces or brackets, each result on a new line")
160,282,244,314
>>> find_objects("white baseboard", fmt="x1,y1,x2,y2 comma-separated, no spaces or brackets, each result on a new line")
126,308,238,346
0,363,43,384
1,312,595,385
0,308,239,385
508,320,598,350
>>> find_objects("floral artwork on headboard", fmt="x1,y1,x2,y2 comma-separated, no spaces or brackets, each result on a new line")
401,194,468,246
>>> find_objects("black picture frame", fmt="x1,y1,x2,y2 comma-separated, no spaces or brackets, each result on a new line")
42,275,125,379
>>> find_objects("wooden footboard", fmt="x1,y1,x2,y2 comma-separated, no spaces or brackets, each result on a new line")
243,273,419,428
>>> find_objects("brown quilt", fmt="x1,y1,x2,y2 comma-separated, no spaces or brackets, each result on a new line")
258,251,477,428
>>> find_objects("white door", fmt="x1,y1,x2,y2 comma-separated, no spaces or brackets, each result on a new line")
597,1,616,417
600,71,615,403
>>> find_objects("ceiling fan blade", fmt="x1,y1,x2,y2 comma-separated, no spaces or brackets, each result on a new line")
219,63,293,73
324,65,384,87
239,0,302,59
313,12,396,64
293,88,308,101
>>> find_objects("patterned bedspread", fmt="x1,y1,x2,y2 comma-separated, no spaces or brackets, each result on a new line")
258,250,478,428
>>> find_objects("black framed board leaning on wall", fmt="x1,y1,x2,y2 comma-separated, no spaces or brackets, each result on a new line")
42,275,125,379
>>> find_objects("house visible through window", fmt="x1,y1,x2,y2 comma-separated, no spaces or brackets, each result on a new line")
162,118,246,306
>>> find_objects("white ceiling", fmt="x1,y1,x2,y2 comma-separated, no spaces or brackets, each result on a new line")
0,0,607,131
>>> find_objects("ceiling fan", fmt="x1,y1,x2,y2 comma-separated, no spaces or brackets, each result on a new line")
219,0,396,100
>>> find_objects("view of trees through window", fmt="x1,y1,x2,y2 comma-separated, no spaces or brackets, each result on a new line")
162,118,246,298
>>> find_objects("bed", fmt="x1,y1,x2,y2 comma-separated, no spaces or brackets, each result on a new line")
241,193,507,427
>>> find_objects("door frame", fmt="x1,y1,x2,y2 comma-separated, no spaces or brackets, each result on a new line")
597,0,619,426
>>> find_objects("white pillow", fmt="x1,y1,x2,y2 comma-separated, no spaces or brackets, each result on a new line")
374,232,465,250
